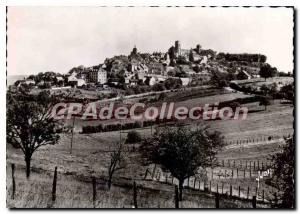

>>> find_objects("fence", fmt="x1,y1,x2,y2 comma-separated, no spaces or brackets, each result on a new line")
144,166,277,204
8,163,273,208
224,133,293,146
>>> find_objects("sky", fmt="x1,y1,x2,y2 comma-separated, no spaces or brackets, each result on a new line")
7,7,294,75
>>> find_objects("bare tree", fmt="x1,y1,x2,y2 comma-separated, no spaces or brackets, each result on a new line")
7,90,60,178
107,142,126,189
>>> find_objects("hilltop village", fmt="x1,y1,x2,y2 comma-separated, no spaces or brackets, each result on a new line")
11,40,289,100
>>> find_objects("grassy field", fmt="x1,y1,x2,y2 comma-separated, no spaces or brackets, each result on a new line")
6,84,293,208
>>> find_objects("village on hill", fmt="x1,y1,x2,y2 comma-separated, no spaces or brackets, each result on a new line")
10,40,291,100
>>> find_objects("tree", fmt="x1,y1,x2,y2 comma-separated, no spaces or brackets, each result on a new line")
107,142,126,189
125,130,142,144
280,83,294,102
140,126,224,201
259,63,277,81
259,96,271,110
7,90,60,178
271,137,295,208
260,84,269,96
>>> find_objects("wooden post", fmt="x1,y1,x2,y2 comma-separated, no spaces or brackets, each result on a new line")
152,164,156,179
231,169,233,178
222,160,225,167
92,177,96,208
216,183,219,193
52,166,57,202
230,185,232,197
247,186,250,199
11,163,15,200
209,181,212,192
238,186,241,198
215,193,219,208
252,196,257,208
262,190,265,202
175,185,179,208
193,178,196,189
144,169,149,180
133,181,138,208
233,160,236,167
236,168,238,178
221,183,224,194
70,116,75,154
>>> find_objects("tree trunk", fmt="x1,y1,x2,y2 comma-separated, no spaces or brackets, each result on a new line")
25,156,31,178
178,179,184,201
108,173,112,190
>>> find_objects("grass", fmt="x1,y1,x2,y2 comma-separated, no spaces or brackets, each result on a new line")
6,88,293,208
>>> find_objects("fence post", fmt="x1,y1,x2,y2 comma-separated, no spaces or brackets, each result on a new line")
216,183,218,193
209,181,212,192
92,177,96,208
247,186,250,199
175,185,179,208
222,183,224,194
144,169,149,180
52,166,57,202
252,196,257,208
238,186,241,198
230,185,232,197
193,178,196,189
215,193,220,208
262,190,265,202
236,168,239,178
152,164,156,179
233,160,236,167
231,169,233,178
133,181,138,208
11,163,15,200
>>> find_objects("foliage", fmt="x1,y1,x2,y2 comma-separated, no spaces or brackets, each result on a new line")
259,96,271,110
140,126,224,200
271,137,295,208
259,63,277,80
125,131,142,144
7,90,60,177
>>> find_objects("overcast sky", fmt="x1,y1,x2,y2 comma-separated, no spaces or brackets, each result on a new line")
7,7,294,75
